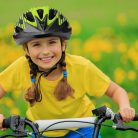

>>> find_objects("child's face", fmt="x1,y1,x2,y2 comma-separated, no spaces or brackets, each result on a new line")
25,36,65,71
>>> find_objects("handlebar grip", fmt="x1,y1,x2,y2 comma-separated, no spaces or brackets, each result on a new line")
2,117,11,128
2,115,20,130
133,114,138,121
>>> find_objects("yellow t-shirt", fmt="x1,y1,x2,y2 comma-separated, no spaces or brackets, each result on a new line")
0,53,110,137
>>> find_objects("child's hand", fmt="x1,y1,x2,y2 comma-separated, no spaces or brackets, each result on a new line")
0,114,5,130
119,107,135,122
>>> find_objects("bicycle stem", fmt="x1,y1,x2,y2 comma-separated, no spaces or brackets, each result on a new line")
92,106,111,138
92,116,108,138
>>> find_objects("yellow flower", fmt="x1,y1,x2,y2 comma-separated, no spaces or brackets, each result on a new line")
127,92,135,100
10,107,20,115
127,70,137,81
5,98,14,108
0,41,24,67
127,47,138,68
114,68,126,84
12,90,23,99
70,20,81,35
70,38,81,46
117,43,127,53
83,37,112,61
134,40,138,50
91,53,101,61
5,24,14,35
117,13,127,26
69,39,82,55
0,109,2,114
101,102,111,108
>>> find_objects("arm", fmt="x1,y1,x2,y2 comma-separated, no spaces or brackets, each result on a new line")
106,81,135,122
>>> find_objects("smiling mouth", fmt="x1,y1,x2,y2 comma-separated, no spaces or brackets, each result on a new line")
39,56,54,63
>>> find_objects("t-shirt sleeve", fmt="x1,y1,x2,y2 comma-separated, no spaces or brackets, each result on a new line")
0,57,29,93
84,60,110,97
0,62,20,92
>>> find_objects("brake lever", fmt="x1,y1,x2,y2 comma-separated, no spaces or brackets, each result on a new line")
113,124,138,132
113,114,123,125
112,114,138,132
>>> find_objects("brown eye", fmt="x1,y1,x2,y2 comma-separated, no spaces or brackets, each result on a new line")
49,41,56,44
32,43,40,47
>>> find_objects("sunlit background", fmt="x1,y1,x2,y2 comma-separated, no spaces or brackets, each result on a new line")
0,0,138,137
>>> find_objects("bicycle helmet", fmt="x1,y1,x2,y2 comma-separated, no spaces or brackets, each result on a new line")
13,6,72,45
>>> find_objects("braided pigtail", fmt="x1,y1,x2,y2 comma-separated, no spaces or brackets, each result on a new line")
24,55,42,106
54,52,75,100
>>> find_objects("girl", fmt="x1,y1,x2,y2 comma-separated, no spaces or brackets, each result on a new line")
0,6,135,138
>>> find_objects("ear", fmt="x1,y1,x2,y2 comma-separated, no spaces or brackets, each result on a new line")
62,40,67,51
24,48,30,56
23,44,30,56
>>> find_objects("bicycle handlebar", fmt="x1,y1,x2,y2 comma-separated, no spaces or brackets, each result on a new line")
133,115,138,121
92,106,138,138
1,106,138,138
2,116,41,138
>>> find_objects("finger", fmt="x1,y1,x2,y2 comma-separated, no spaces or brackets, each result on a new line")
120,110,131,122
130,108,135,119
123,109,135,122
0,114,4,129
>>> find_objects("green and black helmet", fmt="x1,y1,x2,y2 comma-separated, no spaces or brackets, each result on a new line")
13,6,72,45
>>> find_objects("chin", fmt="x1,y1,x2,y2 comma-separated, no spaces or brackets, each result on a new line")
39,65,53,71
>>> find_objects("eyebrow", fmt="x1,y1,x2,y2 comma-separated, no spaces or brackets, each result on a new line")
47,38,59,41
30,41,40,44
30,38,59,44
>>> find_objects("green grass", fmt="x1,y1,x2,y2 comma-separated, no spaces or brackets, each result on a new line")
0,0,138,30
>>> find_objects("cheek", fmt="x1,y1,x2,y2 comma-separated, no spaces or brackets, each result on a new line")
55,49,62,58
54,46,62,54
28,48,39,58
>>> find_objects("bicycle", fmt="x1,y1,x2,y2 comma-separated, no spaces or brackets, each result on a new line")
1,106,138,138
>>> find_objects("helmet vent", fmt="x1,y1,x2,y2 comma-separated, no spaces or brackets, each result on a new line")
19,19,23,24
15,26,23,33
60,14,64,19
37,9,44,19
24,12,35,22
49,9,57,20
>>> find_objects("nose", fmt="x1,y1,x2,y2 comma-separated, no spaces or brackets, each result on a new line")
41,44,50,55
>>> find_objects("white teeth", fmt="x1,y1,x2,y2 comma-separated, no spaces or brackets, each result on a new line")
40,56,53,61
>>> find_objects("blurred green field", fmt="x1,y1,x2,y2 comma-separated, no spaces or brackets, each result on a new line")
1,0,138,30
0,0,138,138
